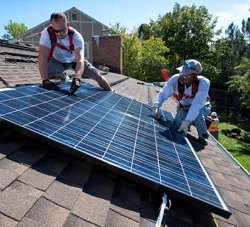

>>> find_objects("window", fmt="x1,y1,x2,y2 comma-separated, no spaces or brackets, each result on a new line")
72,13,77,21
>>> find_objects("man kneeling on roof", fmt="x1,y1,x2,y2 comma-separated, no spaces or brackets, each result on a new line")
152,59,211,145
38,12,112,94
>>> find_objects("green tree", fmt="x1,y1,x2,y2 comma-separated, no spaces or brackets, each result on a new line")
209,20,248,89
140,37,169,82
208,38,232,88
242,18,250,56
227,57,250,108
138,23,151,40
138,3,219,74
109,22,127,35
122,33,143,79
2,20,28,40
122,34,168,82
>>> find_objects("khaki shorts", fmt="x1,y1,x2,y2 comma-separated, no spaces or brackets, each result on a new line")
48,58,99,78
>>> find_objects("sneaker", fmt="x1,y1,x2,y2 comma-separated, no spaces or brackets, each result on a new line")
198,137,208,146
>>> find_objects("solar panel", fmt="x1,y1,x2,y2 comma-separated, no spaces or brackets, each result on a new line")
0,83,231,218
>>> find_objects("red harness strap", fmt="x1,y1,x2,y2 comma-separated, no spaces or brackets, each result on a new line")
175,77,199,101
47,26,74,62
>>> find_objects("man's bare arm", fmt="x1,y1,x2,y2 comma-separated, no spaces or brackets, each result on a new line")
74,47,84,79
38,45,50,81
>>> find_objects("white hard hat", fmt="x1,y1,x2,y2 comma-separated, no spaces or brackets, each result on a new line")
211,112,218,117
177,59,203,76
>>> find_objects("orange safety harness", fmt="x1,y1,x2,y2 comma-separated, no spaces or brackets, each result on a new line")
47,26,74,62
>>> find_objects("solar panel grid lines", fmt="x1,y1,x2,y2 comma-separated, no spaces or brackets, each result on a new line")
0,87,47,115
0,83,231,218
101,98,134,159
127,104,142,171
49,94,118,141
0,87,71,116
152,118,162,183
167,130,193,195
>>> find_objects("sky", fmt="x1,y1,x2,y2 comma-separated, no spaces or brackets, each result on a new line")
0,0,250,37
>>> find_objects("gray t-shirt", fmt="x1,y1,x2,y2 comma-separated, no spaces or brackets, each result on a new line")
39,27,84,63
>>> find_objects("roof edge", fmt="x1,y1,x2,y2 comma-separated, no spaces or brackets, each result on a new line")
209,132,250,177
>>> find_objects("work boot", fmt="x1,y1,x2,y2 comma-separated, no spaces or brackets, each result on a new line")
198,137,208,146
203,133,209,139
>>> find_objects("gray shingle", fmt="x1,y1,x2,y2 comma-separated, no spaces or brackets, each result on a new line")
71,168,117,226
0,181,42,220
7,142,48,168
18,151,70,190
0,157,29,175
219,188,250,214
23,197,69,226
58,158,93,186
18,167,57,191
72,193,112,226
104,209,139,227
0,213,18,227
110,178,140,222
63,214,98,227
0,168,19,190
43,180,82,209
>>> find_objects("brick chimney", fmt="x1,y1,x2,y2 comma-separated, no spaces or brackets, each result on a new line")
92,35,123,74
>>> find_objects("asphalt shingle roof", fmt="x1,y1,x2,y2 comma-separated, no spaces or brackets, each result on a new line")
0,41,249,227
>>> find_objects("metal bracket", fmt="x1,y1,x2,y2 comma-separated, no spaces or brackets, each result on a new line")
155,193,172,227
137,82,154,106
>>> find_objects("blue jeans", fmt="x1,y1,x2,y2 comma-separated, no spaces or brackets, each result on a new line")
172,105,211,137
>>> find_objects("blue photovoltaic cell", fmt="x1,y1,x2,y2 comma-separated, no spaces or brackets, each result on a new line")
0,83,230,217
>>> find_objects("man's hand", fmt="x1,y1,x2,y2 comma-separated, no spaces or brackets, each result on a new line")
42,79,59,90
70,78,81,94
178,120,190,136
151,106,161,119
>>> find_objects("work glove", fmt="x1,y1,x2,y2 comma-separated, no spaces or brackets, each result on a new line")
151,106,161,119
42,79,59,90
70,78,81,94
178,120,190,136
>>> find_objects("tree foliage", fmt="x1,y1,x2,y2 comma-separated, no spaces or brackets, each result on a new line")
227,58,250,108
112,6,250,111
138,3,219,74
2,20,28,40
109,22,127,35
122,34,168,82
209,20,249,89
138,23,152,40
140,37,169,82
122,33,143,79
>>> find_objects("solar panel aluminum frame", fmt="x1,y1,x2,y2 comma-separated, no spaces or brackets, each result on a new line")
0,84,231,218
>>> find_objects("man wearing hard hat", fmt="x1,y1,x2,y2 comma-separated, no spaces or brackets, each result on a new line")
152,59,211,145
207,112,219,140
